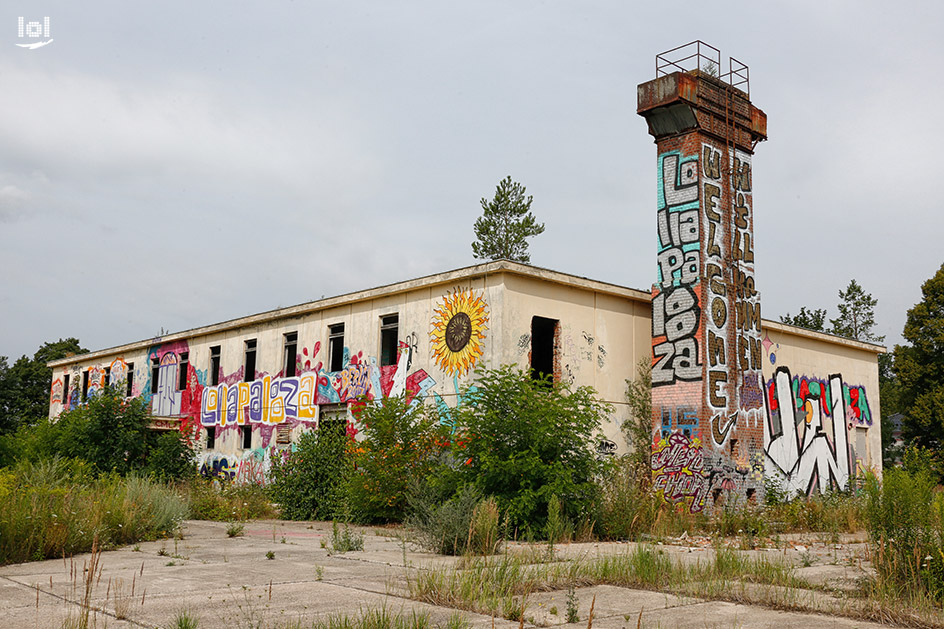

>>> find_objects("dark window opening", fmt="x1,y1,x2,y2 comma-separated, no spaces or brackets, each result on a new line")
729,438,738,457
125,363,134,397
284,332,298,378
530,316,559,383
244,339,257,383
241,425,252,449
103,366,111,389
328,324,345,372
82,370,90,402
151,357,160,394
178,352,189,391
380,314,399,367
206,427,216,449
62,374,70,403
209,346,221,386
746,488,757,505
712,487,723,505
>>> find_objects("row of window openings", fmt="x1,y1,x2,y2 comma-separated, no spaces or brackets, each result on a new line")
67,314,558,403
67,364,136,404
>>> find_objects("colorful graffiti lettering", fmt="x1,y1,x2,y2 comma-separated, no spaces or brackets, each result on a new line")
765,373,873,428
764,366,852,495
651,432,710,513
660,405,697,438
652,150,701,386
198,445,295,484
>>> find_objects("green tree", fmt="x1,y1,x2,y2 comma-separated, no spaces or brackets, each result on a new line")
830,280,884,342
346,395,448,523
49,386,153,475
472,176,544,263
896,264,944,464
453,366,610,531
780,307,827,332
0,338,88,433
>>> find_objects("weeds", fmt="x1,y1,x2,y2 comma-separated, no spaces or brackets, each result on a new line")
226,522,245,538
329,520,364,553
166,609,200,629
565,585,579,623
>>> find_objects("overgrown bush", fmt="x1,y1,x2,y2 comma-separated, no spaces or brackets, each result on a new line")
267,425,349,520
0,458,186,564
347,395,449,523
453,366,610,532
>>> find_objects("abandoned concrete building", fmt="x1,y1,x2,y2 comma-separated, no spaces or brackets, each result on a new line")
46,43,884,510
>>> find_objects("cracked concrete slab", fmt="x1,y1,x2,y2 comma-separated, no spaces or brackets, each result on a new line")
0,520,898,628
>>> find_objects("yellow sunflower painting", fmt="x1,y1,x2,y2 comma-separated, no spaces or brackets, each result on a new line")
430,289,489,378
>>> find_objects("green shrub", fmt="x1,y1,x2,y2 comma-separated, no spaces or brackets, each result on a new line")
346,395,448,524
408,484,483,556
145,431,197,481
452,366,610,531
267,425,349,521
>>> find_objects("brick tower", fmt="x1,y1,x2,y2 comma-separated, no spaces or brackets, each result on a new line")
638,42,768,512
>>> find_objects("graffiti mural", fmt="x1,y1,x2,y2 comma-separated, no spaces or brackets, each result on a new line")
152,352,182,416
652,150,701,386
430,288,489,377
651,432,710,513
764,366,855,495
200,344,436,429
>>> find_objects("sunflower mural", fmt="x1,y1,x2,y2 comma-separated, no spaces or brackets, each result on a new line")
430,288,489,378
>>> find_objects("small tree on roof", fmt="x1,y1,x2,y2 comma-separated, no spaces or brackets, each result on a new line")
472,176,545,263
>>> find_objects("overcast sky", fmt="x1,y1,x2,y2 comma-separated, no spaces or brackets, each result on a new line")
1,1,940,361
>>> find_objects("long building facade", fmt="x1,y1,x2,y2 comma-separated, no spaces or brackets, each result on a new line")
46,260,883,503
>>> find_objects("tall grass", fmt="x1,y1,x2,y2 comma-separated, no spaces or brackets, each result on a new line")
865,468,944,603
176,477,277,521
0,458,187,565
